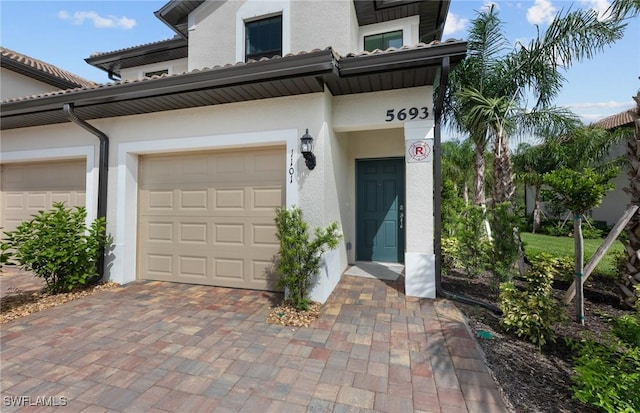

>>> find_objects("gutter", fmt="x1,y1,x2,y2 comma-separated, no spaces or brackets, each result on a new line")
63,103,108,281
433,56,501,314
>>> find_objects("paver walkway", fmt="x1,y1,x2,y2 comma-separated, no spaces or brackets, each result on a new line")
0,271,509,412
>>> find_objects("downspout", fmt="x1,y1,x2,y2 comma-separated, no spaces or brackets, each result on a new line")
63,103,108,281
433,56,501,314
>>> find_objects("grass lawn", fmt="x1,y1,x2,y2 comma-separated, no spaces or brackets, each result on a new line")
521,232,624,278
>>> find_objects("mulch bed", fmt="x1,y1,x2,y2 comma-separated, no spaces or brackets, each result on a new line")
443,269,632,413
0,281,120,324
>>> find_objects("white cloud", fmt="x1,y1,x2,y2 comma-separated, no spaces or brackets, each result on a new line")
578,0,612,19
566,100,635,110
443,12,469,37
58,10,136,30
526,0,557,25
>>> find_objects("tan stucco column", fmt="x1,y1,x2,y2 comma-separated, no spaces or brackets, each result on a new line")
404,120,435,298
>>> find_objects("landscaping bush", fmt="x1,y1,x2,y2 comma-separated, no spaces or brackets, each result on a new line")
441,179,466,237
441,237,462,273
274,206,342,311
3,203,109,294
529,252,575,283
0,239,10,272
572,312,640,412
499,258,565,347
488,202,522,282
457,204,491,277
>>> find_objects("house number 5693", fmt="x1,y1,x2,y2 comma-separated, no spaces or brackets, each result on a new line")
385,107,429,122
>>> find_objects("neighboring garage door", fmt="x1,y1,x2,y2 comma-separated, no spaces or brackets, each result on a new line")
0,160,86,234
138,147,285,291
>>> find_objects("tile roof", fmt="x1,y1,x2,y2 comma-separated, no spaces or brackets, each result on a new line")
592,106,639,130
87,37,183,59
1,40,468,130
2,41,461,105
1,47,97,89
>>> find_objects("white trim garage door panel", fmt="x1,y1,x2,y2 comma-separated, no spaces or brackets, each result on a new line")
0,160,86,234
138,147,285,290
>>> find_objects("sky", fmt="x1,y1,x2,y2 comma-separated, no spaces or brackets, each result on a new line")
1,0,638,125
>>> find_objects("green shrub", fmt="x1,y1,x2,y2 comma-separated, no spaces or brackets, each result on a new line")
572,312,640,412
0,239,10,272
274,206,342,311
581,217,605,239
441,179,466,237
529,252,575,283
441,237,462,273
488,202,522,282
612,314,640,348
457,204,491,277
499,258,564,347
4,203,109,294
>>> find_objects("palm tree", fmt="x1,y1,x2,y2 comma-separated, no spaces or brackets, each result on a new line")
443,5,627,206
442,139,474,204
628,92,640,299
514,142,559,232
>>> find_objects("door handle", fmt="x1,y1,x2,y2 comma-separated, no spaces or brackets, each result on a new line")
399,212,404,229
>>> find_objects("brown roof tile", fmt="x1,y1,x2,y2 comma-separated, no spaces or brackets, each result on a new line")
592,107,639,130
1,47,97,89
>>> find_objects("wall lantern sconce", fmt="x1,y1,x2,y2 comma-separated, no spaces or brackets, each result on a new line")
300,128,316,170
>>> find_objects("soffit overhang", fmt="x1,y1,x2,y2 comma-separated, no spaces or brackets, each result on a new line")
1,41,467,131
85,38,188,76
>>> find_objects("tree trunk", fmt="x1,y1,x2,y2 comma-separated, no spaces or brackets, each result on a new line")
463,182,469,205
532,184,542,234
473,142,487,206
623,93,640,303
492,128,515,204
574,214,585,325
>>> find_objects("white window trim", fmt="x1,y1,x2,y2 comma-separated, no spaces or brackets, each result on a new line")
0,145,98,224
358,15,419,51
235,1,291,63
114,129,299,285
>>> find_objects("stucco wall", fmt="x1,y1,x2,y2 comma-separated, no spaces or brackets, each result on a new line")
1,84,437,301
290,1,354,56
0,69,61,99
187,0,360,70
188,0,243,68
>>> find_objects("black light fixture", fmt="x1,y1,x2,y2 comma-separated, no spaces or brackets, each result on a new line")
300,128,316,170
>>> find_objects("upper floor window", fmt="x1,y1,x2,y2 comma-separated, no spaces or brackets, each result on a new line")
364,30,403,51
245,15,282,61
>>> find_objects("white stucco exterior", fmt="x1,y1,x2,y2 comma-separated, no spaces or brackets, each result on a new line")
1,0,454,303
0,69,63,99
1,83,439,302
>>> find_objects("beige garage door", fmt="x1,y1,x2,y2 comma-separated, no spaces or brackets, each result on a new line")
0,160,86,235
138,147,285,290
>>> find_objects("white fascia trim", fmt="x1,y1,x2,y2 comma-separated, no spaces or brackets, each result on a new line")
358,15,420,51
115,129,299,285
0,145,98,223
235,1,291,63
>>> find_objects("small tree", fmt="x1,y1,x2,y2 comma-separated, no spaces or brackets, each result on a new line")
4,203,109,294
543,167,618,324
274,206,342,311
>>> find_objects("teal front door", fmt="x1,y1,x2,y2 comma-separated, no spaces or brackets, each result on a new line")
356,158,404,263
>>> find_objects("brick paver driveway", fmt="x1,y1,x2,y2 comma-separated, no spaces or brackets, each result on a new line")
0,273,508,412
